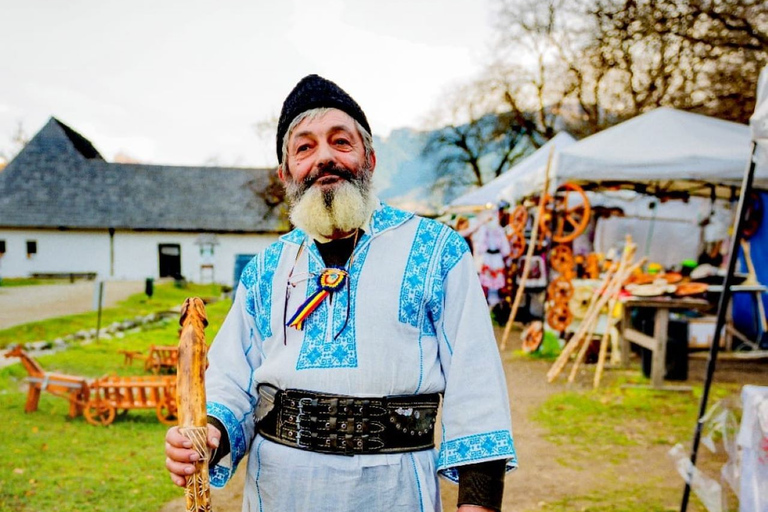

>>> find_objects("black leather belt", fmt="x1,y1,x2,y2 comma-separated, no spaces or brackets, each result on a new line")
256,386,440,456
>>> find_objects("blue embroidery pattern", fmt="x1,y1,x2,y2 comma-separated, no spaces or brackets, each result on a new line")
440,228,470,274
240,259,258,317
295,241,371,369
399,219,442,328
437,429,516,479
423,228,470,333
254,243,283,340
370,203,413,234
280,228,306,245
240,243,283,340
207,402,248,487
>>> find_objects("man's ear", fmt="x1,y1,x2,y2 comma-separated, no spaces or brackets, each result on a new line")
277,164,287,183
368,150,377,175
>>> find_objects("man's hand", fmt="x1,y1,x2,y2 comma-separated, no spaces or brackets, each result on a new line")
164,424,221,487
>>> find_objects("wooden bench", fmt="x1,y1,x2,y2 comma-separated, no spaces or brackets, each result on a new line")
31,272,97,283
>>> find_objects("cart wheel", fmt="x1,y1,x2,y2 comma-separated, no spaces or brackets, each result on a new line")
156,398,178,425
84,402,116,426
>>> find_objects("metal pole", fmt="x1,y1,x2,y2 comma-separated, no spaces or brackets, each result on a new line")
95,281,104,341
680,142,757,511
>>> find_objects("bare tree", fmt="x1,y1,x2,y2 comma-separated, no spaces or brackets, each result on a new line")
422,79,530,203
0,120,29,166
490,0,767,133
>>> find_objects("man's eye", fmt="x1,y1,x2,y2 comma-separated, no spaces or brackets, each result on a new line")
334,138,350,146
296,144,310,153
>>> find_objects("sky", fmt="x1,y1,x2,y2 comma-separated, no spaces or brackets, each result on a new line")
0,0,496,168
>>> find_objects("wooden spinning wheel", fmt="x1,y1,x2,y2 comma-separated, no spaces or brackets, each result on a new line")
506,229,526,259
505,205,528,260
539,183,591,243
546,303,573,332
521,321,544,353
547,276,574,302
508,205,528,232
550,245,574,275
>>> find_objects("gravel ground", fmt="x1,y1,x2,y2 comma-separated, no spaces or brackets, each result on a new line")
0,280,145,330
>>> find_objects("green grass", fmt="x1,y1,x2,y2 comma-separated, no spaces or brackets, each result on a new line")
0,282,223,349
0,277,65,287
530,375,737,511
0,285,232,512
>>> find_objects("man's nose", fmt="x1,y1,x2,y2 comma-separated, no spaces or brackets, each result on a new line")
314,141,336,169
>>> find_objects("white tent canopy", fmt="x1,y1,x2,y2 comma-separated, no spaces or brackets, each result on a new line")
752,65,768,171
447,132,576,211
555,107,766,196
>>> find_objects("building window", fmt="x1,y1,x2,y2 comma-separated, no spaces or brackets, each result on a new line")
26,240,37,258
0,240,5,255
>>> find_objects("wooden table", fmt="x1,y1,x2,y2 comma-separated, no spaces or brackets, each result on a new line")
619,296,711,389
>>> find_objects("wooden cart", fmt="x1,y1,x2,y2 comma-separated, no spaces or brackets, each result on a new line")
143,345,179,374
84,374,177,426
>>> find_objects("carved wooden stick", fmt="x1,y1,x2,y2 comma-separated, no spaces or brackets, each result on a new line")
177,297,212,512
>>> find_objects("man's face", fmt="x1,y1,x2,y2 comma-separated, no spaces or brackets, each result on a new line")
278,109,375,197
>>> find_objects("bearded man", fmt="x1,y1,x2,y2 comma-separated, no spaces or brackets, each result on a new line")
165,75,516,511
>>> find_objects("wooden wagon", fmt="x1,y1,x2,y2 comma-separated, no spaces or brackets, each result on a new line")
143,345,179,374
84,374,177,426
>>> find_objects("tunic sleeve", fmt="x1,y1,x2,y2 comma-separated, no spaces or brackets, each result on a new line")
434,232,517,483
205,268,263,488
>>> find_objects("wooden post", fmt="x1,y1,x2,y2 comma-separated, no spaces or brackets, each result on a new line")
499,148,554,350
177,297,212,512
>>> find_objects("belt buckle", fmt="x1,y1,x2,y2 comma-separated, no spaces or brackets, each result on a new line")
296,429,312,449
297,397,317,422
296,397,317,449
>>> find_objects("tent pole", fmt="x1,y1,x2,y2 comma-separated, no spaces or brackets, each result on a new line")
680,142,758,511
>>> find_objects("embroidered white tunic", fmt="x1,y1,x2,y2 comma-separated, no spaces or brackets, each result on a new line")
206,203,517,512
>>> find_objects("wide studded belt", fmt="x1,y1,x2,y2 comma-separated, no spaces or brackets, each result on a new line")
255,385,440,456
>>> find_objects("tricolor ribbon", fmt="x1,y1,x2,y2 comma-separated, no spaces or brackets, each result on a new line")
286,268,347,330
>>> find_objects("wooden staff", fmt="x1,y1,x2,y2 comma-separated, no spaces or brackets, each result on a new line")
499,148,554,350
570,239,634,384
177,297,212,512
547,253,646,383
546,266,615,382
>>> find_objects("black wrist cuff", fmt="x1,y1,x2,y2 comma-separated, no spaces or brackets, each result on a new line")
457,459,506,511
207,415,230,467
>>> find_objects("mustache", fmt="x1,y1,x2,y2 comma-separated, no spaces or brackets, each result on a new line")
303,165,357,188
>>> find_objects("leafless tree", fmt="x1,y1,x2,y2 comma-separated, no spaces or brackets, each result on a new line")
422,79,530,202
490,0,767,133
0,120,29,166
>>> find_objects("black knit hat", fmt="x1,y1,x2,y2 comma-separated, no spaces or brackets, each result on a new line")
276,74,371,163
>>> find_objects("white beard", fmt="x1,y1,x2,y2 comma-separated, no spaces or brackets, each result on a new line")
289,179,377,240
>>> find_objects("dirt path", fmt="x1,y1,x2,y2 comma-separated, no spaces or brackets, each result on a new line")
0,280,145,330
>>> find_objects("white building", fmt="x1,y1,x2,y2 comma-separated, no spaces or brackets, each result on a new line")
0,118,288,286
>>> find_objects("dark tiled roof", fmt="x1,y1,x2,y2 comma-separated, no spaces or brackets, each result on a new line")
0,118,287,233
